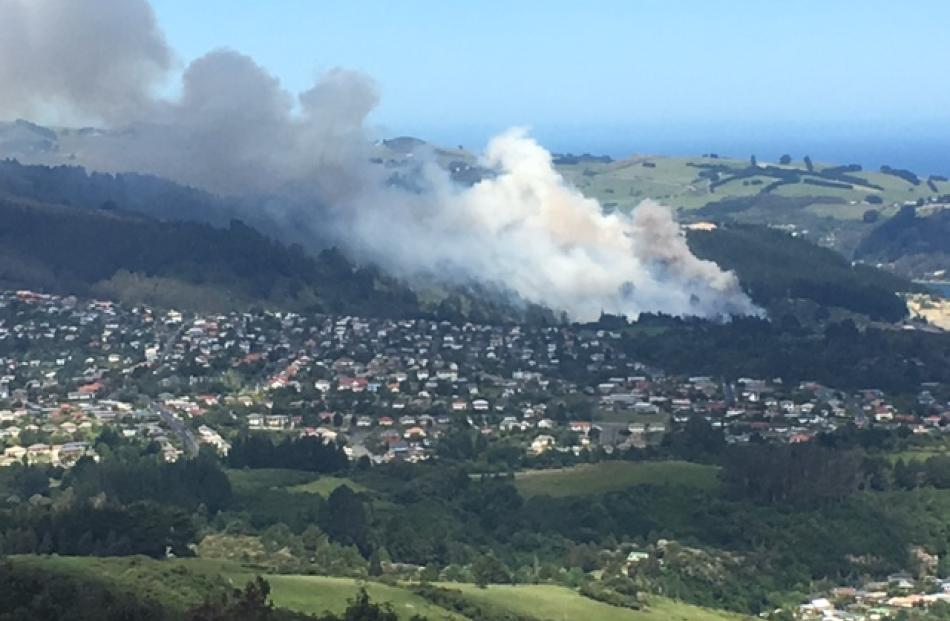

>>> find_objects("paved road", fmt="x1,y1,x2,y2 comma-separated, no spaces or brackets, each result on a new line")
152,320,199,458
151,399,199,458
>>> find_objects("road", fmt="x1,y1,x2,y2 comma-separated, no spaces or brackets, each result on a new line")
151,319,199,458
151,399,200,458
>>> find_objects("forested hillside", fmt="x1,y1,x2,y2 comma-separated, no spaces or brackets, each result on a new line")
0,198,421,316
855,205,950,276
687,224,914,321
0,159,921,323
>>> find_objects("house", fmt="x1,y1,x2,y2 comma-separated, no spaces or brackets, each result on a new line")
3,445,26,461
499,416,523,432
265,414,290,429
529,434,555,455
569,421,592,434
403,426,427,439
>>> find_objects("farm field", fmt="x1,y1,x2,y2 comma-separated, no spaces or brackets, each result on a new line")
514,460,720,498
555,154,948,218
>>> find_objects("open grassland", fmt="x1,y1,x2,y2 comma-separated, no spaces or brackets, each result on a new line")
226,468,367,497
225,468,320,494
10,555,460,620
10,555,231,611
286,476,368,496
434,583,749,621
514,460,720,498
889,448,950,462
9,555,749,621
555,155,949,216
259,574,466,620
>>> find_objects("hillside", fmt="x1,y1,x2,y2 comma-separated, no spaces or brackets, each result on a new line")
855,205,950,278
6,555,749,621
0,197,422,316
687,223,915,321
554,154,950,278
0,156,921,323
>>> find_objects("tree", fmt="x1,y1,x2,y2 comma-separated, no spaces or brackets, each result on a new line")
779,154,792,165
862,209,880,223
338,588,400,621
322,485,370,555
804,155,814,172
472,552,511,587
12,465,49,497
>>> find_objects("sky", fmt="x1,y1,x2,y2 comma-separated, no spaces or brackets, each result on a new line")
150,1,950,171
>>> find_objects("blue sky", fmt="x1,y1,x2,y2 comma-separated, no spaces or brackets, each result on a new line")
150,1,950,170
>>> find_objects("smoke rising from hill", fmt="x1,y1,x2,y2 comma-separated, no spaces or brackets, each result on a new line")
0,0,759,321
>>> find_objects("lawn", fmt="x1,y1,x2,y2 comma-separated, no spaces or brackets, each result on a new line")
514,460,720,498
435,583,749,621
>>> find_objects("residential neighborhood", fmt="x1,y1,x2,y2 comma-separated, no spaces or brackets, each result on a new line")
2,289,949,473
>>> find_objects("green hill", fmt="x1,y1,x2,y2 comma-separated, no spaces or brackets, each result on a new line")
513,461,720,498
6,555,750,621
0,157,926,322
0,196,422,316
556,155,950,277
855,205,950,277
686,223,915,321
555,154,947,217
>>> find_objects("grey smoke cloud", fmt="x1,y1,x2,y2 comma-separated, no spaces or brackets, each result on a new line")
0,0,171,124
0,0,760,321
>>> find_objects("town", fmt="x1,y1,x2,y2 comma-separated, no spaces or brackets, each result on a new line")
2,288,946,469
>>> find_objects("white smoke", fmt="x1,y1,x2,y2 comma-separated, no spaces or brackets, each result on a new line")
0,0,759,321
343,129,758,319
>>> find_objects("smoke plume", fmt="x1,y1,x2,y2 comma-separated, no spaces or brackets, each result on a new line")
0,0,171,125
0,0,759,321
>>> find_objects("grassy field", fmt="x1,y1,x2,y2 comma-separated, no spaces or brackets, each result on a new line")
434,583,749,621
260,574,465,620
11,555,231,611
554,154,947,216
888,448,950,462
225,468,367,497
9,555,749,621
286,476,368,496
514,460,720,498
225,468,319,494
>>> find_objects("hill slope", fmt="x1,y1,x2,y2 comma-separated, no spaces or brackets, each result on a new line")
687,224,914,321
0,196,421,316
7,555,749,621
0,157,920,322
